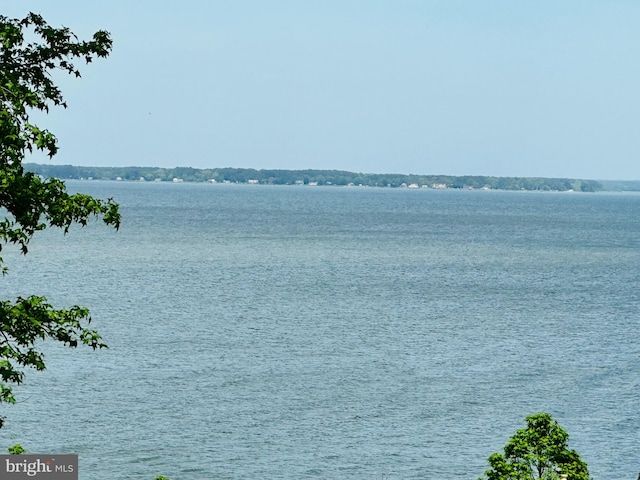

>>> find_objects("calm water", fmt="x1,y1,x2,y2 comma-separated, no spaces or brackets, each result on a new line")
1,182,638,480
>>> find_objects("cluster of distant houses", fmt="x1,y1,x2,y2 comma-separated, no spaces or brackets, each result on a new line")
113,177,469,189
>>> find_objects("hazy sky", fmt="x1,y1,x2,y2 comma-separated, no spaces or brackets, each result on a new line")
7,1,640,179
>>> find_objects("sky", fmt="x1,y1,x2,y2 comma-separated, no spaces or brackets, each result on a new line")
5,1,640,180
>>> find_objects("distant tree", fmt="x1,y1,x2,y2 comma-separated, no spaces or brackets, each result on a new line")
480,413,590,480
0,12,119,426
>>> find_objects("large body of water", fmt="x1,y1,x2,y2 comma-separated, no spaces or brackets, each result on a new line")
1,181,638,479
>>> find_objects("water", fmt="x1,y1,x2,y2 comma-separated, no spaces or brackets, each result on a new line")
1,182,638,479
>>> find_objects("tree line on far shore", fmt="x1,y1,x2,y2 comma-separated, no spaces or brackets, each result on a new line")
25,163,607,192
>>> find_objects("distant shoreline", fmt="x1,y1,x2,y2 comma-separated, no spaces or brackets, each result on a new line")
26,163,638,192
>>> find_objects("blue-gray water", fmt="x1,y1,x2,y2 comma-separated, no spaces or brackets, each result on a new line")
1,182,638,479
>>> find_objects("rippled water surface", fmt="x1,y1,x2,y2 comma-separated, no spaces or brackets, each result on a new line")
2,182,639,479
